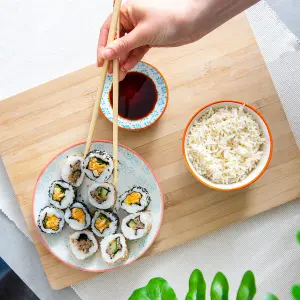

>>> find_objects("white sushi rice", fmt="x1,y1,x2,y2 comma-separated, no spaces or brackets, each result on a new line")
61,156,85,187
38,206,65,234
84,150,113,182
49,180,76,209
69,230,98,260
121,212,152,240
186,106,265,184
91,210,119,238
88,182,116,210
120,186,151,214
65,202,91,230
100,234,128,264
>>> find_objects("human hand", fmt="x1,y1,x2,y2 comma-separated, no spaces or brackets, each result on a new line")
97,0,259,80
98,0,200,80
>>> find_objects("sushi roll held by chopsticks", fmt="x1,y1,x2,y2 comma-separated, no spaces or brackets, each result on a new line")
84,0,122,186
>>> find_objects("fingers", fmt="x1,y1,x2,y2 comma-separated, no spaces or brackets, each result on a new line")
121,46,150,72
119,69,127,81
109,46,149,81
97,14,112,67
102,24,149,60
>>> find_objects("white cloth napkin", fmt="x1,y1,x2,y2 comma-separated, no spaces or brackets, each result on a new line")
0,159,31,240
0,1,300,299
246,1,300,148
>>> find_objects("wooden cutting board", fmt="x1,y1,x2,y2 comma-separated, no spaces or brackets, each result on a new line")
1,13,300,290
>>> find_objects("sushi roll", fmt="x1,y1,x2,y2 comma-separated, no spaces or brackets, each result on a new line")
49,180,76,209
84,150,113,182
65,202,91,230
121,212,152,240
61,156,85,187
69,230,98,260
88,182,116,210
100,234,128,264
38,206,65,234
91,210,119,238
120,186,151,214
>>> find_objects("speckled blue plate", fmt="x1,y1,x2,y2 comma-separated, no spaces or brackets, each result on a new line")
33,141,164,272
100,61,168,131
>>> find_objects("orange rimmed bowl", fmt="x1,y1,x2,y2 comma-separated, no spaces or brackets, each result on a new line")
182,100,273,191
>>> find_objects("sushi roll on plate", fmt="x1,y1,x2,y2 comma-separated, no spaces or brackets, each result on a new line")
121,212,152,240
88,182,116,210
33,141,164,272
65,202,91,230
91,210,119,238
120,186,151,214
69,230,98,260
100,234,128,264
61,156,85,187
85,150,113,182
49,180,76,209
38,206,65,234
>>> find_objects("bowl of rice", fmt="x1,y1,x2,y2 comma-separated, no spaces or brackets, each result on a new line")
183,100,273,191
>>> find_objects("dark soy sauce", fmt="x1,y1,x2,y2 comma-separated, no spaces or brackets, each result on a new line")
109,72,158,120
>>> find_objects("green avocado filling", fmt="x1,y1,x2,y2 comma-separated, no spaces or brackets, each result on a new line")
99,187,109,198
106,237,122,259
127,216,145,235
91,187,110,204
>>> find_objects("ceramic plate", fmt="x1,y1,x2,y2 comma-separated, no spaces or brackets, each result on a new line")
33,141,164,272
100,61,168,130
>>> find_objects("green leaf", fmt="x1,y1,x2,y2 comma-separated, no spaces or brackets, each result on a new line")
210,272,229,300
291,285,300,300
185,269,206,300
128,278,177,300
263,293,279,300
296,231,300,245
236,270,256,300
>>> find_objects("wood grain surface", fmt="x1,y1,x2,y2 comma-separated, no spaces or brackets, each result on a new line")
0,14,299,290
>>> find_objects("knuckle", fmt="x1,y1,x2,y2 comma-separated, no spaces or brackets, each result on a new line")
118,38,129,52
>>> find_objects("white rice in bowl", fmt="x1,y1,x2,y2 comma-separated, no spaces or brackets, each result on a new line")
186,105,265,184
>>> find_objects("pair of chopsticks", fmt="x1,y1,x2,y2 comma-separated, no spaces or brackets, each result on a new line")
84,0,122,186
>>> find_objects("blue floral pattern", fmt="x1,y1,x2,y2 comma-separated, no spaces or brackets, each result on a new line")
33,142,163,272
101,61,168,130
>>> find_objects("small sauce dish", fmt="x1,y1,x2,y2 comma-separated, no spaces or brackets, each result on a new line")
100,61,168,131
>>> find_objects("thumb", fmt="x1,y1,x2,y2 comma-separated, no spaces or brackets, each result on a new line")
102,24,148,60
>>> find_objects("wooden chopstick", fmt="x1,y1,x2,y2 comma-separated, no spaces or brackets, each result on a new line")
112,17,120,186
84,0,123,157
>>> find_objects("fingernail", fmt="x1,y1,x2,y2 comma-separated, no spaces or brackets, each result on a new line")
121,67,126,72
102,48,114,59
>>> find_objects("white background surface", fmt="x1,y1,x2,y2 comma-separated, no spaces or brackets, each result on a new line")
0,0,111,100
1,0,300,299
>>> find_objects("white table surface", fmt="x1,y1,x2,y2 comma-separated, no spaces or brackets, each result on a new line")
0,1,300,299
